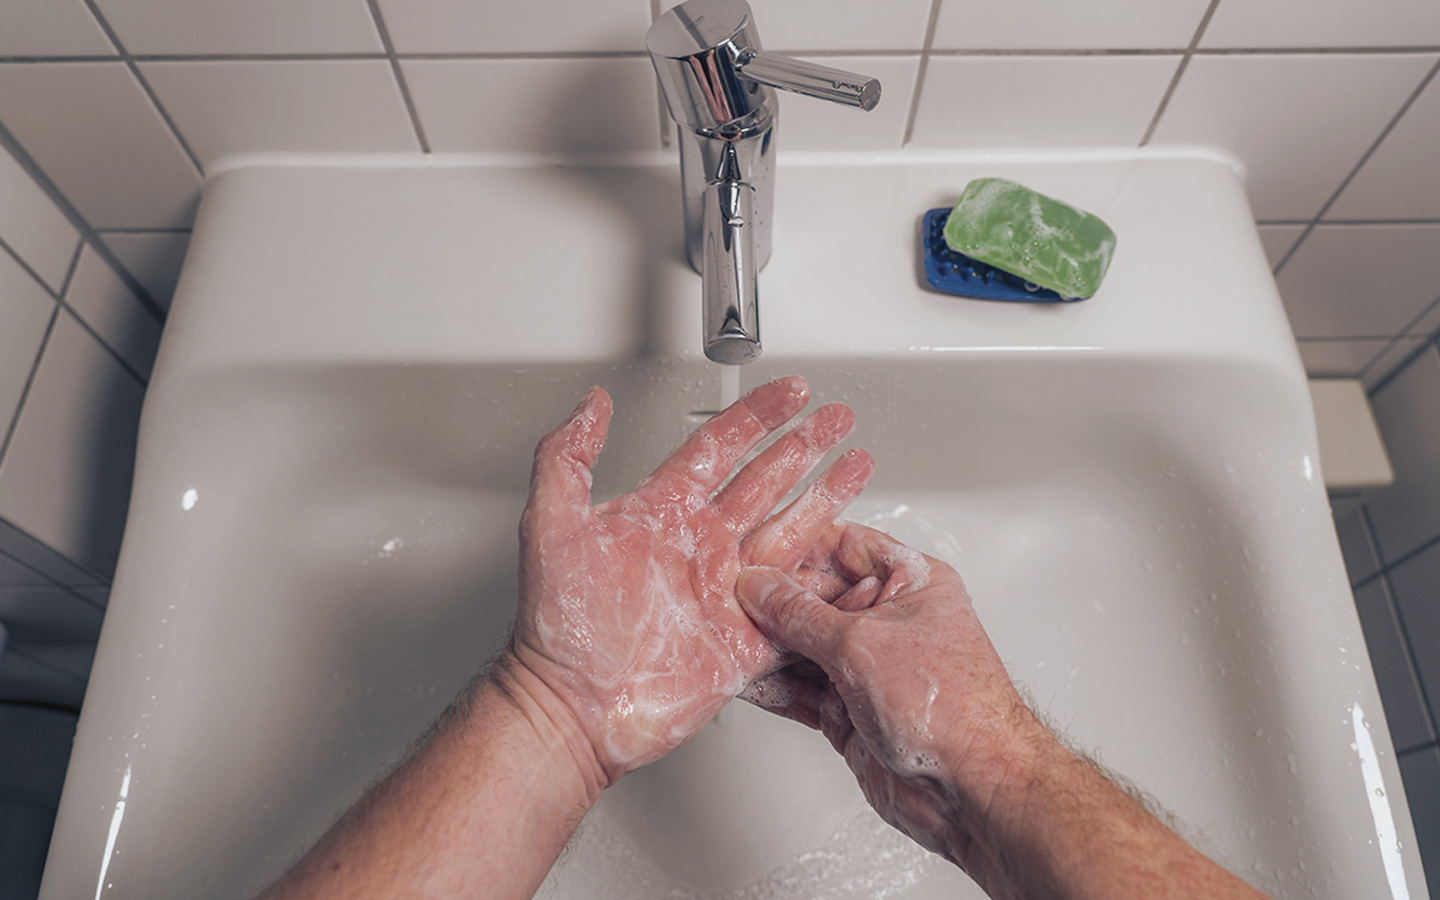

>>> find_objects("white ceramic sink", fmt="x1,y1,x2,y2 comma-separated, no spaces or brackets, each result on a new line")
42,152,1427,899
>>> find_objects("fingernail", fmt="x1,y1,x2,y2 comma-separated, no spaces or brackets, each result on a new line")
736,566,787,606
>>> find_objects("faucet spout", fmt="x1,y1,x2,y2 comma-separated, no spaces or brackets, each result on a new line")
702,178,761,364
647,0,879,364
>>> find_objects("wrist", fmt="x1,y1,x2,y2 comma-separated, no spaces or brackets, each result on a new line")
480,653,611,809
929,704,1070,882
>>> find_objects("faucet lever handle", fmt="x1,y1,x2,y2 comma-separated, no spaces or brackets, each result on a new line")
737,51,880,111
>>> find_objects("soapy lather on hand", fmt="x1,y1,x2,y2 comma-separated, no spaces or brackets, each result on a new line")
510,375,874,780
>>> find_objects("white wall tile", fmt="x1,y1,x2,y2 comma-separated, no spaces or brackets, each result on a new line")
1275,224,1440,339
933,0,1209,50
64,246,162,378
910,55,1177,148
1366,345,1440,560
1328,70,1440,222
0,250,55,437
1352,577,1435,753
1364,338,1429,391
99,231,190,312
0,310,144,581
0,62,201,229
0,144,80,293
1202,0,1440,49
0,587,103,643
1297,339,1389,378
140,60,419,166
1256,224,1306,270
1148,54,1437,221
739,0,932,51
0,0,114,57
92,0,382,54
378,0,648,54
403,58,662,154
777,56,917,151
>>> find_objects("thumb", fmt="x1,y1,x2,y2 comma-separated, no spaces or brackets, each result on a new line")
736,567,851,669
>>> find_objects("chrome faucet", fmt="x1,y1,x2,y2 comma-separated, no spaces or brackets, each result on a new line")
646,0,880,364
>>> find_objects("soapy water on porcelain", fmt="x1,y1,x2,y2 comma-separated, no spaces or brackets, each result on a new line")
537,805,936,900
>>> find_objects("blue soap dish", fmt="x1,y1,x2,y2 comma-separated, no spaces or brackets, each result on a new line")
920,207,1083,303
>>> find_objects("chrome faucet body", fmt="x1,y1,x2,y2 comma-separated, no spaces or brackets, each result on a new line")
646,0,879,364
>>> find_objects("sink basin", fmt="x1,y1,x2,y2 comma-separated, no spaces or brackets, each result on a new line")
42,152,1426,899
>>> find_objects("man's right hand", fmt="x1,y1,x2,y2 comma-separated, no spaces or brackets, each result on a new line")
736,522,1272,900
734,523,1049,870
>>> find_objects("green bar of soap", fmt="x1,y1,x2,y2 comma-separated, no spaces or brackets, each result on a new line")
942,177,1117,300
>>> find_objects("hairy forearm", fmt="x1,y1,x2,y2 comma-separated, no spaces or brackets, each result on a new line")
939,715,1268,900
258,656,604,900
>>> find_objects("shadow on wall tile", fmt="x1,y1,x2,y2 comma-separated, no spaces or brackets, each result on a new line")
1397,746,1440,899
0,648,85,709
0,586,104,644
0,551,49,587
0,521,103,588
1333,502,1381,584
1386,541,1440,734
1366,345,1440,561
0,705,77,900
99,231,190,313
1363,338,1431,392
0,310,144,581
1352,578,1436,753
64,245,162,379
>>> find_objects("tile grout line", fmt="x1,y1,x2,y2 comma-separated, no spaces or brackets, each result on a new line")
0,233,64,300
7,46,1440,64
364,0,431,154
650,0,671,150
0,519,112,589
79,0,206,180
0,120,167,322
901,0,944,147
1348,292,1440,388
1366,334,1438,397
95,227,192,235
0,547,109,613
5,645,88,683
1138,0,1222,147
53,303,150,388
1273,56,1440,276
1363,502,1440,739
0,245,74,471
1300,335,1432,344
1346,509,1440,748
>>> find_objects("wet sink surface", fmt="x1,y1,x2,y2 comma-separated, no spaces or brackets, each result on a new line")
42,155,1426,899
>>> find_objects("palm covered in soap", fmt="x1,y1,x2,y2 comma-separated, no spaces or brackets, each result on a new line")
511,377,874,781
